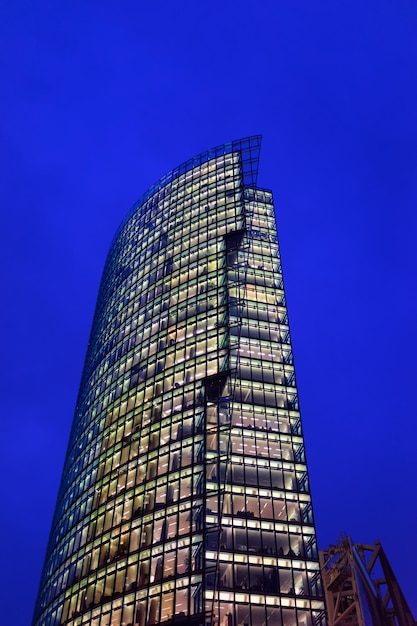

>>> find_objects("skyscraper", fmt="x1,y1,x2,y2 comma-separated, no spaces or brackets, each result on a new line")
33,137,325,626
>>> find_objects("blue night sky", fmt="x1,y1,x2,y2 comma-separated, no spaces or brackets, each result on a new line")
1,2,416,623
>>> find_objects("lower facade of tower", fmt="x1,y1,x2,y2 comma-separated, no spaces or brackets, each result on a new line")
33,140,325,626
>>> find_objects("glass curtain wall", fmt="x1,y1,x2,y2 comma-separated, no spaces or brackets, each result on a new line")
33,137,325,626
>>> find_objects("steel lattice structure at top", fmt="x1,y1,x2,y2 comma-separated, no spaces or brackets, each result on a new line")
33,137,326,626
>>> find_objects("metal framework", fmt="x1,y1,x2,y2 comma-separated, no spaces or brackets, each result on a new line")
319,537,416,626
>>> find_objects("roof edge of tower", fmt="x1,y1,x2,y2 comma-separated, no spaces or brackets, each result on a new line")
112,135,262,245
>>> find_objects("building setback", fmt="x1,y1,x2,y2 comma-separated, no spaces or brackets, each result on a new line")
33,137,326,626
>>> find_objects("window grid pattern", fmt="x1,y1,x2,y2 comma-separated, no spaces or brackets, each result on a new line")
204,189,325,626
33,138,325,626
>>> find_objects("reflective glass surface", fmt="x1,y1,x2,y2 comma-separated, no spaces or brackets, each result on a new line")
33,137,325,626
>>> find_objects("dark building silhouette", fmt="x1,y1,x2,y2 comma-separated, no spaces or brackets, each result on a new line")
33,137,325,626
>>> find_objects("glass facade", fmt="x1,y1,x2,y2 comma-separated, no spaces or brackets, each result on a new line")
33,137,325,626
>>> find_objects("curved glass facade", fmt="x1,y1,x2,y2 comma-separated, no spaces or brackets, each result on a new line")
33,137,325,626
